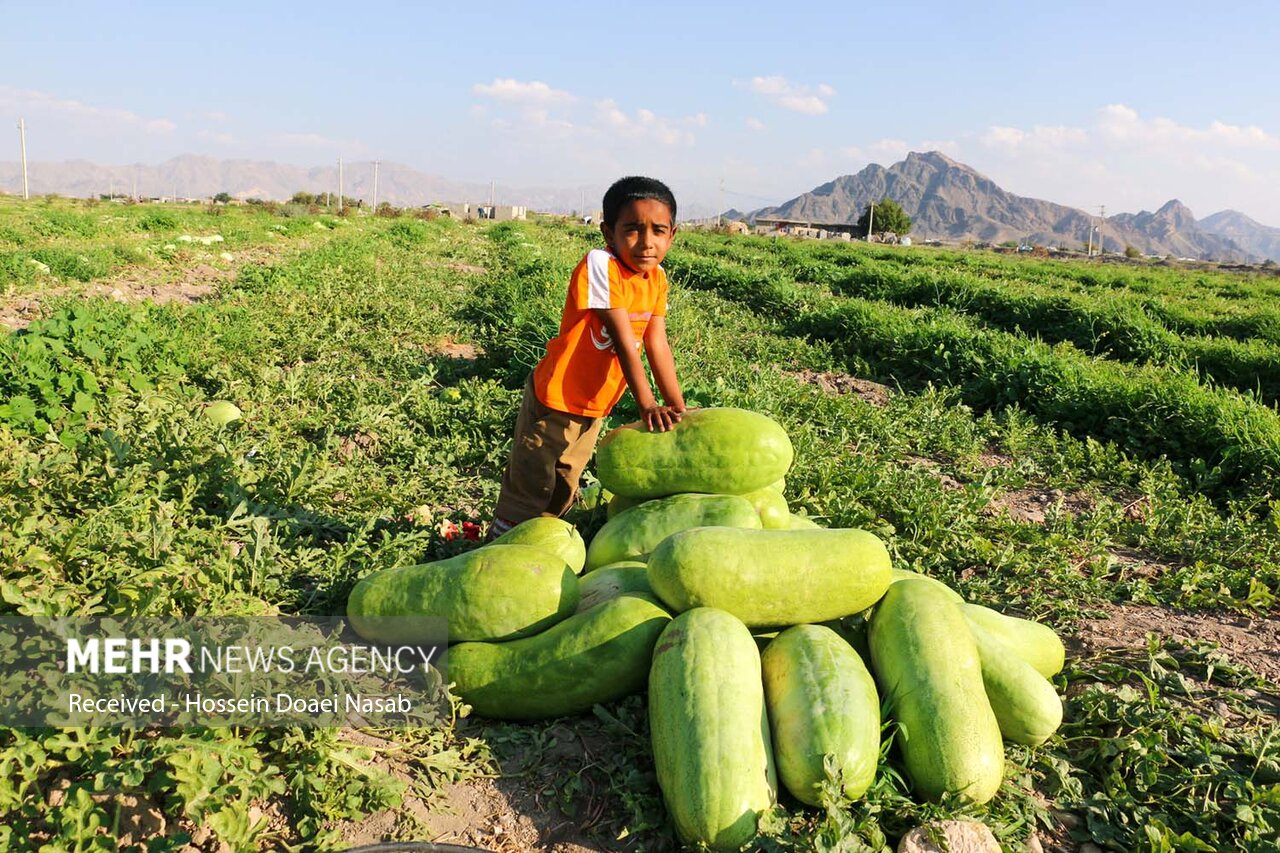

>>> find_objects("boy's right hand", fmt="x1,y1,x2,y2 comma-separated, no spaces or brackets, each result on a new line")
642,405,683,432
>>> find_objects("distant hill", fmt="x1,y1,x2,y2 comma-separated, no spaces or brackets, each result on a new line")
0,154,593,213
742,151,1258,263
1198,210,1280,263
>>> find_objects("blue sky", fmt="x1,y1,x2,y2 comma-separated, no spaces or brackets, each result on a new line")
3,1,1279,222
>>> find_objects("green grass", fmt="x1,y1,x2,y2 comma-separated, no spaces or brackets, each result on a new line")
0,203,1276,851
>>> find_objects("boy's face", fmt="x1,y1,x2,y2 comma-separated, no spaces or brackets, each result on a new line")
601,198,677,274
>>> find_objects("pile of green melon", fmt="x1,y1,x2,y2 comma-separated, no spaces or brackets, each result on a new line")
347,408,1065,851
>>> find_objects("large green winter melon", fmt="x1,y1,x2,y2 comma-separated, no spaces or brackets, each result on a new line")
962,603,1065,678
575,561,652,612
783,512,822,529
585,493,761,570
347,544,578,644
596,408,793,499
740,485,791,529
649,607,776,850
489,516,586,574
967,619,1063,747
606,492,650,518
647,527,891,627
450,593,671,720
761,625,880,805
868,579,1004,804
889,567,964,603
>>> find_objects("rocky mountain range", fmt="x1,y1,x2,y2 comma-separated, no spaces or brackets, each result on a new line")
4,151,1277,263
739,151,1276,263
0,154,597,216
1197,210,1280,264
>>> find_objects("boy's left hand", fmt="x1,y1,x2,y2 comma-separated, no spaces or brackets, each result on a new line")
642,405,683,432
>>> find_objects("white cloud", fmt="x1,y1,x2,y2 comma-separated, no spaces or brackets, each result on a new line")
966,103,1280,224
746,117,765,131
980,124,1087,151
472,78,576,106
591,99,699,146
0,85,177,135
867,138,912,161
1095,104,1280,151
736,76,836,115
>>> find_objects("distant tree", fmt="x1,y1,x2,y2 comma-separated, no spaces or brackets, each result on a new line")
291,191,317,205
857,197,912,238
212,191,232,203
1124,245,1141,259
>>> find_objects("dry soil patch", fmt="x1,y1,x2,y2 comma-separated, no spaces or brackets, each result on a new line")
788,368,893,406
1071,603,1280,705
0,244,291,330
984,488,1095,524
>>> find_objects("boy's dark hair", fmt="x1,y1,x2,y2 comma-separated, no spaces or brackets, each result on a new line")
602,176,677,227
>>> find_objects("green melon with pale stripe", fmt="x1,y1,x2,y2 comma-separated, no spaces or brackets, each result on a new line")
741,485,791,529
489,516,586,574
347,544,578,644
575,561,652,612
783,512,822,529
647,527,891,627
962,603,1065,678
450,593,670,720
868,579,1004,805
761,624,880,804
649,607,776,850
596,407,793,499
967,618,1063,747
585,493,760,570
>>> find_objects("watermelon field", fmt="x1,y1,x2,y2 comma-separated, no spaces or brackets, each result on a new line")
1,194,1278,852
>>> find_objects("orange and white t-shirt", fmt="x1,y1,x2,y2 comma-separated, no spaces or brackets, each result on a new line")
533,248,669,417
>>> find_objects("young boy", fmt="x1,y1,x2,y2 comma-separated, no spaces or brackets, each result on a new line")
490,176,686,536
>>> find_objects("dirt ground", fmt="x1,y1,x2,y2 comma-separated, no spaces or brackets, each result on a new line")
787,367,894,407
0,244,292,331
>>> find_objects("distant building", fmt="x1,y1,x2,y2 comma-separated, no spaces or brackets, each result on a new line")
436,202,527,221
753,216,866,239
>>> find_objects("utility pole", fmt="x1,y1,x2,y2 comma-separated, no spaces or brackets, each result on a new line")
490,179,495,207
866,199,875,242
1097,205,1106,256
718,178,725,228
338,157,344,213
372,160,380,211
18,118,29,200
1087,205,1105,257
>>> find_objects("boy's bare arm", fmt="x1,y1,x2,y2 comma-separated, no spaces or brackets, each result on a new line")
643,316,685,412
595,308,681,431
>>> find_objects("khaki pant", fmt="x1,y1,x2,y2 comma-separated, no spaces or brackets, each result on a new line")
492,376,603,533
